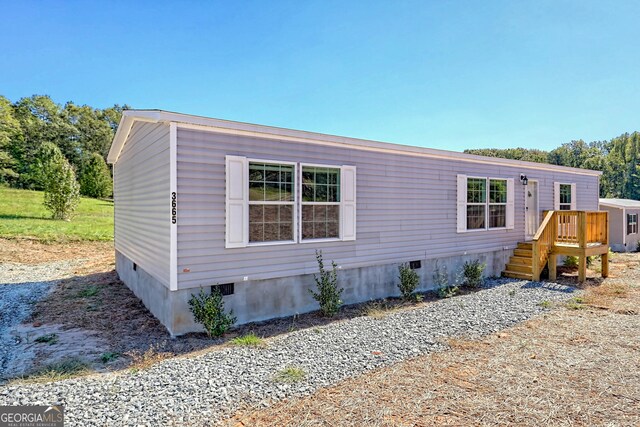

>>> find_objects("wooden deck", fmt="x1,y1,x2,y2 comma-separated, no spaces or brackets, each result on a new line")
503,210,609,283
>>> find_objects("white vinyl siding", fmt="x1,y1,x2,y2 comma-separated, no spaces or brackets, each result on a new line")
113,122,171,287
178,128,598,289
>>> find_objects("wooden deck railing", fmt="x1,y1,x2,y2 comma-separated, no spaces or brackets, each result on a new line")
532,211,556,281
532,210,609,281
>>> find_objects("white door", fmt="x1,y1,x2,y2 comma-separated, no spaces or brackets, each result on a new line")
525,181,539,240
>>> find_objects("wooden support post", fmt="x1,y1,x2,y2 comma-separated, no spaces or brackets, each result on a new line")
578,211,587,249
578,255,587,283
548,254,557,282
601,252,609,278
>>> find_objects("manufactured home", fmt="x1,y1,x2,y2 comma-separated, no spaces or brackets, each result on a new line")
107,110,605,336
599,198,640,252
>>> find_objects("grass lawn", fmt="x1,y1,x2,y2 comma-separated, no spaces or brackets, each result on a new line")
0,187,113,242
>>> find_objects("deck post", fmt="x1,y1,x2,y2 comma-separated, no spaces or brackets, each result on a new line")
532,242,540,282
601,252,609,278
548,254,557,281
577,211,587,283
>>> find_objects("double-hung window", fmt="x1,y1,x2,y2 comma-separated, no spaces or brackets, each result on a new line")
248,162,295,243
225,156,356,248
301,166,341,240
554,182,576,211
559,184,572,210
628,213,638,235
457,175,514,232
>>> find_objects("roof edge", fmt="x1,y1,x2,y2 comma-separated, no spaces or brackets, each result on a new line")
107,109,603,177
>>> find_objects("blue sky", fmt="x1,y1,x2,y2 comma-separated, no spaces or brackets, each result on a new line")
1,0,638,151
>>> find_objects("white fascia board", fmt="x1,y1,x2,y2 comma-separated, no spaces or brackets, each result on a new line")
106,111,161,164
108,109,603,177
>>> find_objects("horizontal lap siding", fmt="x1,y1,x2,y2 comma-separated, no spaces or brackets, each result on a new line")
176,128,599,289
114,122,171,287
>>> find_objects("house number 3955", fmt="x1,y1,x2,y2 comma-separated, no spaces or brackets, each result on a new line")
171,192,177,224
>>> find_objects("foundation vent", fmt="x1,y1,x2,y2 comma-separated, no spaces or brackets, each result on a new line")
212,283,234,296
409,260,422,270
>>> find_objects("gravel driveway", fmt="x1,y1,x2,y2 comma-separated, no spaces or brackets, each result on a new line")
0,279,577,426
0,260,80,378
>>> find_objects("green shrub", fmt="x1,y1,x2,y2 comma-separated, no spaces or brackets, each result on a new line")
309,250,344,317
462,260,486,288
42,150,80,220
434,261,459,298
563,256,579,268
398,263,419,300
79,152,112,198
188,288,236,338
636,241,640,252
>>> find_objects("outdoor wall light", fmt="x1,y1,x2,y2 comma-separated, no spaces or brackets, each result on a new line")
520,174,529,185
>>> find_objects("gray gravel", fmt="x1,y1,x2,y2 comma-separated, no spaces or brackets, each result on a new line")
0,279,578,426
0,260,80,378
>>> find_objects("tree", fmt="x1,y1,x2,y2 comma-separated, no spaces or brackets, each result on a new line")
30,141,66,189
43,156,81,220
12,95,78,188
0,95,21,183
65,102,116,160
79,152,112,198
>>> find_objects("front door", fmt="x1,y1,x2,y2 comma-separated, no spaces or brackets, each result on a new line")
525,180,539,240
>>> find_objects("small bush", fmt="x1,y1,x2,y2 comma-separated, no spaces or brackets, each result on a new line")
434,261,459,298
188,288,236,338
79,152,112,198
564,256,579,268
636,241,640,252
43,155,80,220
230,333,264,347
309,250,344,317
462,260,486,288
274,366,306,383
398,263,419,300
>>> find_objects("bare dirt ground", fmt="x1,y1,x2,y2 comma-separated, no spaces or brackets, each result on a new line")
225,253,640,427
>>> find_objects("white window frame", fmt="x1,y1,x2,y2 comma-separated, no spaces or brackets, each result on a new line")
299,162,343,243
464,176,509,232
627,213,638,235
246,158,298,247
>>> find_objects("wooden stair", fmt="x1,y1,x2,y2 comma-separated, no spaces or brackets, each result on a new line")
502,242,534,280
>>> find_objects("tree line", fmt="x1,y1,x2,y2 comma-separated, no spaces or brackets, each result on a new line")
465,132,640,199
0,94,127,199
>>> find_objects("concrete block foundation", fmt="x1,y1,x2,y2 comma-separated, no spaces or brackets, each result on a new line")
116,249,512,336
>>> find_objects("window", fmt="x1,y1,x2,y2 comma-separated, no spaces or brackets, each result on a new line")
302,166,340,240
224,155,356,248
559,184,572,210
248,162,295,243
628,213,638,235
465,177,508,230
